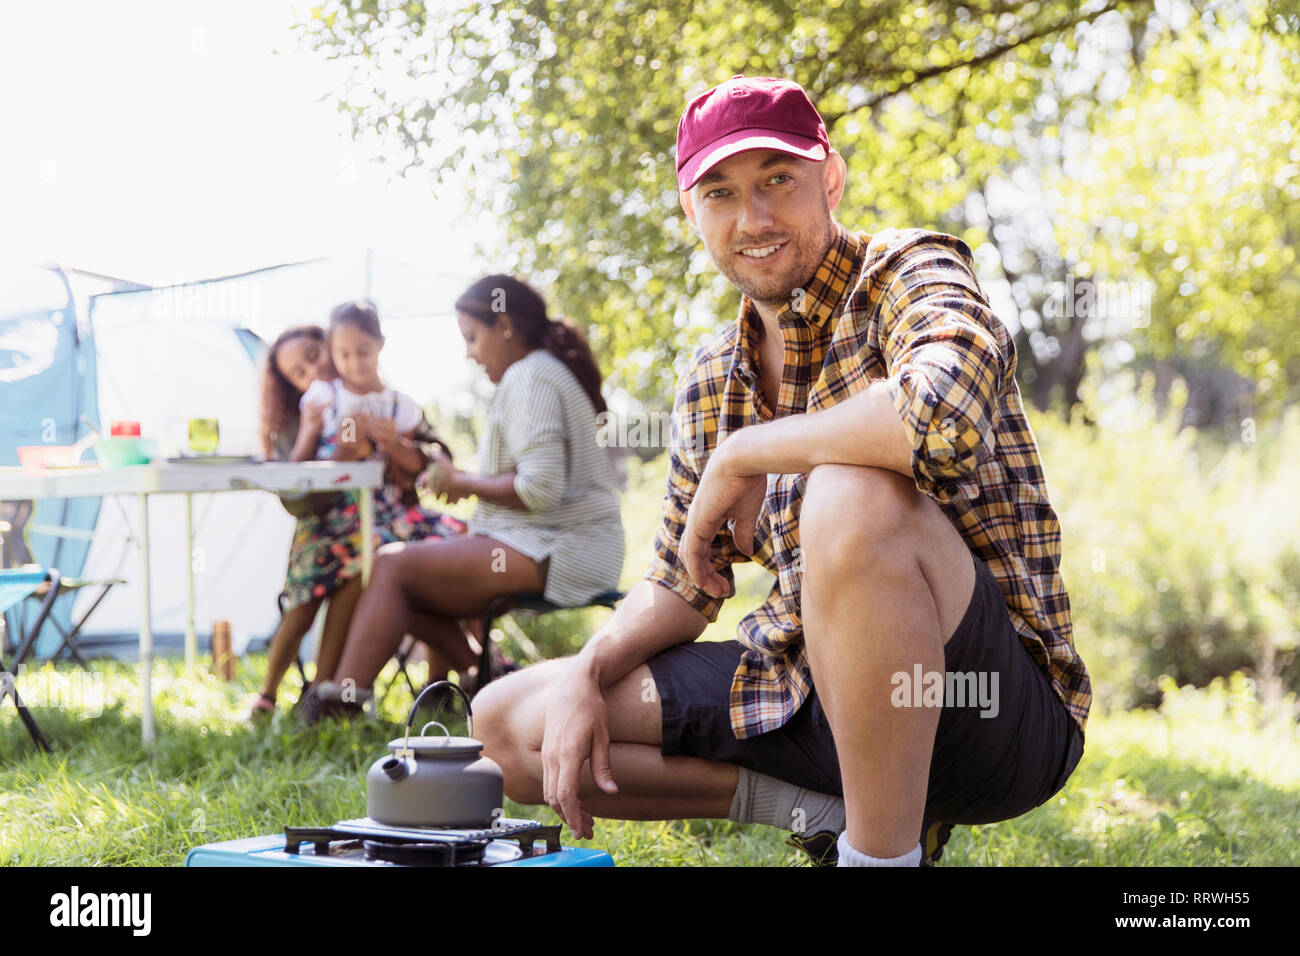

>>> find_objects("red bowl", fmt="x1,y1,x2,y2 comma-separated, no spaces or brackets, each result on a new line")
110,420,141,437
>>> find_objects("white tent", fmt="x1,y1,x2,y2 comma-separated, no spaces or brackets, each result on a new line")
73,251,481,655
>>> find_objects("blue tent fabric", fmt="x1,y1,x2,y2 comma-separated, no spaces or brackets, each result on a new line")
1,267,103,657
233,327,267,364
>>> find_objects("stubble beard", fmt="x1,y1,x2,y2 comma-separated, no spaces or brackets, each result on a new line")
714,208,836,309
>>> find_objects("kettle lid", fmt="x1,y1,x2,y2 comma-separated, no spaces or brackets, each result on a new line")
388,735,483,757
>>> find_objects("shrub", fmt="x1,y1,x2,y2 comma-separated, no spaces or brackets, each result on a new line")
1036,371,1300,714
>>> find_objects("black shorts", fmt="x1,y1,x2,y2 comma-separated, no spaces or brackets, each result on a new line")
646,549,1084,827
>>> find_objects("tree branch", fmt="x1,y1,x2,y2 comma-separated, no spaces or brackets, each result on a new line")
822,0,1132,127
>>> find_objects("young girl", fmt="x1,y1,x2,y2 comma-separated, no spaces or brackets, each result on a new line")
250,309,464,717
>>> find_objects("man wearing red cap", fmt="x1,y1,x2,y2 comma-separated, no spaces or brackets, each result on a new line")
475,76,1088,867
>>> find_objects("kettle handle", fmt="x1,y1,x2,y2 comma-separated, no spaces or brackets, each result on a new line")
407,680,475,739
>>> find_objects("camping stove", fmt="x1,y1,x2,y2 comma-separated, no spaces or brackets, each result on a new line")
185,817,613,868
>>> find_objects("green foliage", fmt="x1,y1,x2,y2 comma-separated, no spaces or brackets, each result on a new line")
296,0,1169,406
1036,369,1300,712
1051,1,1300,410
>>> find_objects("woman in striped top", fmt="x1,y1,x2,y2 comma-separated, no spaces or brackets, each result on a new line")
313,275,625,709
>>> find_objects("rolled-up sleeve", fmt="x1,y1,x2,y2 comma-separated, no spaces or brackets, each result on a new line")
643,369,747,621
504,375,568,513
877,235,1009,505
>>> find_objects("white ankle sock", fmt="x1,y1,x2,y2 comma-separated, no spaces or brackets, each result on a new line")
836,832,923,867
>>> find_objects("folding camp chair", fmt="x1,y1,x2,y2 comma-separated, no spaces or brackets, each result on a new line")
0,566,61,753
384,589,625,704
0,514,125,668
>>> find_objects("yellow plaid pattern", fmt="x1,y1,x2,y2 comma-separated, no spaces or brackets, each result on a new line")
646,224,1091,741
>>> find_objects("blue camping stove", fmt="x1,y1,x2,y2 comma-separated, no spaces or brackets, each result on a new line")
186,817,612,868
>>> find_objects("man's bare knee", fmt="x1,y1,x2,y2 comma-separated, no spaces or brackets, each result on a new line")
473,663,552,750
801,463,975,643
473,660,567,804
802,464,918,572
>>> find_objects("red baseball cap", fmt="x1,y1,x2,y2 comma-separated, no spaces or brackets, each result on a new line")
675,75,829,192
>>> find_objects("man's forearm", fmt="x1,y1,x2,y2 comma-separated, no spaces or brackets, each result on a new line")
573,579,708,689
724,380,913,477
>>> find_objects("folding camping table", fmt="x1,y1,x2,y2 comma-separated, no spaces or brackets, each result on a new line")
0,460,384,743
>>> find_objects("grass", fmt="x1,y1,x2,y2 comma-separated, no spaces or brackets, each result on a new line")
2,659,1295,866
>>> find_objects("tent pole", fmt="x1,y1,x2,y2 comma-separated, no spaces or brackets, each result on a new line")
137,492,154,744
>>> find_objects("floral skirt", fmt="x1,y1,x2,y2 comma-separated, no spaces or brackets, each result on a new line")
282,487,468,611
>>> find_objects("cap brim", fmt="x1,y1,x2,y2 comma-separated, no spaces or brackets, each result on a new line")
678,129,827,192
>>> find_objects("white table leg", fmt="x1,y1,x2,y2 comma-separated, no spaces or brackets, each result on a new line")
137,493,154,744
184,492,196,672
360,487,374,585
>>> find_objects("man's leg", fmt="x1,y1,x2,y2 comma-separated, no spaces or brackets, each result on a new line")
474,658,740,820
799,463,976,861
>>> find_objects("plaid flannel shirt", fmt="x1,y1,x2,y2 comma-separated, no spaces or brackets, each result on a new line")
646,223,1090,741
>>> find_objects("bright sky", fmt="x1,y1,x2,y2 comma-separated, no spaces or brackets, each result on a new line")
0,0,491,286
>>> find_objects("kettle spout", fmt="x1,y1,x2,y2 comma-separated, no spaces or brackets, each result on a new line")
380,756,409,782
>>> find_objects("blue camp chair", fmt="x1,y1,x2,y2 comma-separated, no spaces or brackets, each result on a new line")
0,512,124,669
0,566,61,753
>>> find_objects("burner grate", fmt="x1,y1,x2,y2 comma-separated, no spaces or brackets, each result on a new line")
282,819,565,867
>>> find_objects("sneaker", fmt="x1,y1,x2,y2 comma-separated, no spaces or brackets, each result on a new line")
787,829,839,866
919,820,954,867
322,698,365,722
491,645,520,676
293,685,325,726
310,680,371,724
289,681,313,718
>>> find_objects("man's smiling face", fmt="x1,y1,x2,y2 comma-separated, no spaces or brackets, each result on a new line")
681,148,845,308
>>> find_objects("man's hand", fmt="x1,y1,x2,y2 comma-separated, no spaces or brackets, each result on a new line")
681,434,766,597
540,664,618,840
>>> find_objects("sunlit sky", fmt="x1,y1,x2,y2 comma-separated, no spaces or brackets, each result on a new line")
0,0,492,286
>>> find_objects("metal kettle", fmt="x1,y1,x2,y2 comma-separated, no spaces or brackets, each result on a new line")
365,681,504,829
